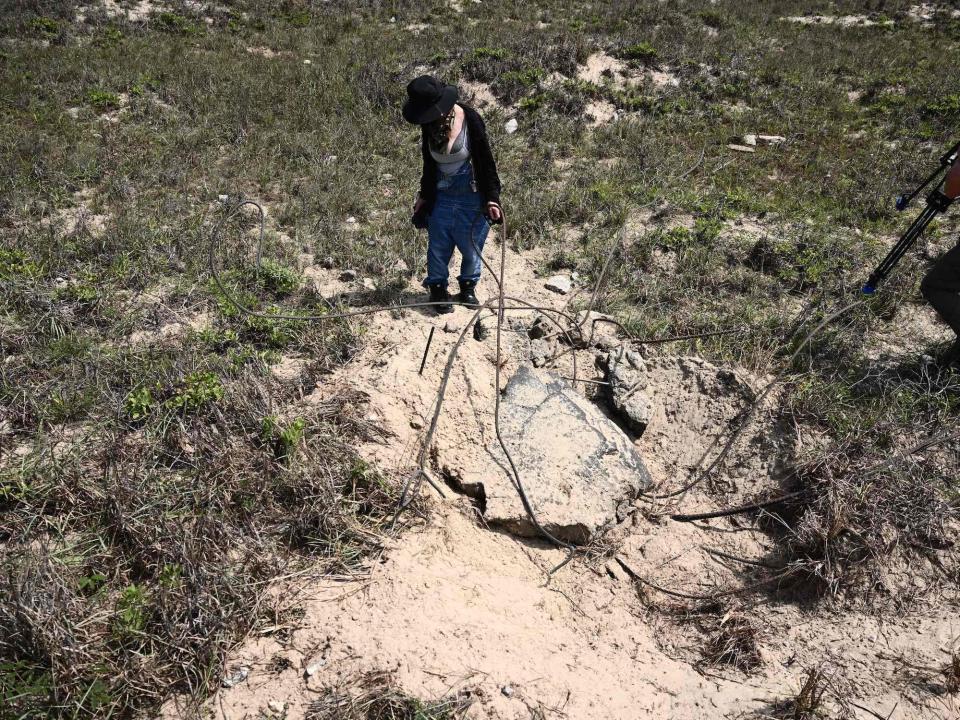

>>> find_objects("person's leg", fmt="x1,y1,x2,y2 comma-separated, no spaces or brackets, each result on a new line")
921,241,960,337
454,203,488,285
424,199,456,289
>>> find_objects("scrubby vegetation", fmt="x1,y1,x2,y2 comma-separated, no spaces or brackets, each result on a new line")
2,0,959,716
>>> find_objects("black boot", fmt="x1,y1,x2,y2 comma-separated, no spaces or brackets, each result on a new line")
456,280,480,307
427,283,453,314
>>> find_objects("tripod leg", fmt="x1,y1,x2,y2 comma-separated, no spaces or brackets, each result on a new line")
873,205,938,280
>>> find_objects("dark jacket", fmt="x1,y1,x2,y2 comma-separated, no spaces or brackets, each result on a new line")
413,104,501,226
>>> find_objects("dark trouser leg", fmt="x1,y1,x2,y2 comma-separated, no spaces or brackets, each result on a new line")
921,242,960,337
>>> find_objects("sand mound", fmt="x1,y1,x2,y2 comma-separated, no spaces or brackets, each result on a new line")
162,238,955,720
624,354,796,493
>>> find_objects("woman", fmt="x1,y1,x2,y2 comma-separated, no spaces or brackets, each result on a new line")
402,75,503,314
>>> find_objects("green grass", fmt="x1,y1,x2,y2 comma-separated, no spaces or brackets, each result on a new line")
1,0,959,716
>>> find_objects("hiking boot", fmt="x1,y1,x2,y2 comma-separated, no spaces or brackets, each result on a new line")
456,280,480,307
427,283,453,314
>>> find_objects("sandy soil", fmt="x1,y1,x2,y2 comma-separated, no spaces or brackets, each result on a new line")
161,232,960,720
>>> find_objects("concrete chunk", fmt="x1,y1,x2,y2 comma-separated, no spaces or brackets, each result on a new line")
474,365,652,544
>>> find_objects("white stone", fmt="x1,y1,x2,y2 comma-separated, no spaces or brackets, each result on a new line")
267,700,286,713
544,274,573,294
504,118,518,134
757,134,786,145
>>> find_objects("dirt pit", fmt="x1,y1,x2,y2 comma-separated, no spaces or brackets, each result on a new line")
163,238,959,720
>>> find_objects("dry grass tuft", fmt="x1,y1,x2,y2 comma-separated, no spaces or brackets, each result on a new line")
943,653,960,696
766,440,956,601
305,671,474,720
699,611,762,672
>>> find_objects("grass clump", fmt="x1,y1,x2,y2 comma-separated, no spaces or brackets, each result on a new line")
262,415,306,462
305,670,473,720
164,371,224,413
154,12,198,35
618,41,658,64
85,88,120,111
123,385,154,421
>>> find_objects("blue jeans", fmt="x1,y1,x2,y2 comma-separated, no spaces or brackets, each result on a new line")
424,163,489,288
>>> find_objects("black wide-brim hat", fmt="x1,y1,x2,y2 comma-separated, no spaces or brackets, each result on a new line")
402,75,458,125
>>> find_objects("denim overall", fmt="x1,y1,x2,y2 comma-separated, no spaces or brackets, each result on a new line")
424,161,489,288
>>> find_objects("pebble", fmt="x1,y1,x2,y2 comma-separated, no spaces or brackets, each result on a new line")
221,666,249,688
757,134,786,145
501,685,514,697
267,700,286,713
362,277,377,291
743,133,757,146
504,118,518,134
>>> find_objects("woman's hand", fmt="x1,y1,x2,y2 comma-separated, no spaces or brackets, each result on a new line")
486,202,503,223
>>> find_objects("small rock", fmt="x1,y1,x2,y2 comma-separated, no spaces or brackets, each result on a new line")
442,320,458,333
743,133,757,146
339,269,357,281
528,316,551,340
393,258,409,273
574,311,620,350
504,118,518,134
345,216,357,224
303,59,311,65
217,193,229,202
362,277,377,291
473,320,489,341
221,666,249,688
727,143,756,153
304,660,325,676
605,345,653,434
320,256,335,269
267,700,286,713
501,685,514,697
410,417,424,430
757,134,786,145
544,274,572,294
530,338,554,367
